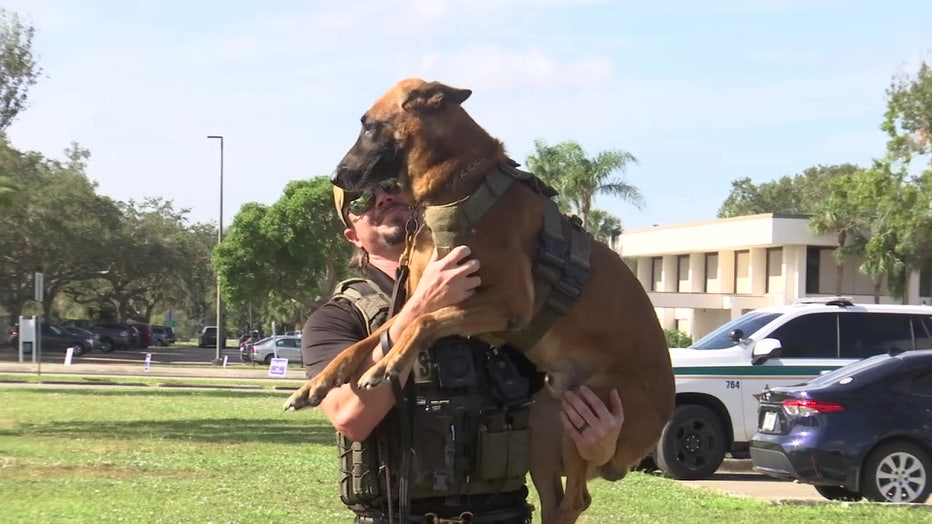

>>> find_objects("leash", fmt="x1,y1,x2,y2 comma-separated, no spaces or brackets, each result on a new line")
383,208,421,524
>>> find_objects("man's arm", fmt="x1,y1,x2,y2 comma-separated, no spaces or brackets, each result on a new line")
314,246,480,441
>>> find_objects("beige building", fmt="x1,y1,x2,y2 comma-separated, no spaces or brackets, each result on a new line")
619,213,932,340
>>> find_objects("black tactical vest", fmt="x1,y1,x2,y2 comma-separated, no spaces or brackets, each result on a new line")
332,279,534,509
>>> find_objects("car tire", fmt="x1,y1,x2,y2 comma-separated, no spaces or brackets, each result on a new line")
655,404,727,480
814,485,862,501
263,354,274,365
100,339,116,353
861,441,931,503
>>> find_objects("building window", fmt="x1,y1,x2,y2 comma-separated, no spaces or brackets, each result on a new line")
651,257,663,291
677,255,689,292
766,247,784,294
704,253,719,293
806,246,821,295
735,250,750,294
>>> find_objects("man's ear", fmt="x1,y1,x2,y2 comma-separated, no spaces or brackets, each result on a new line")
402,81,472,112
343,227,363,249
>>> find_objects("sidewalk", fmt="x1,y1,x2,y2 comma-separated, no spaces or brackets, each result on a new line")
0,359,305,383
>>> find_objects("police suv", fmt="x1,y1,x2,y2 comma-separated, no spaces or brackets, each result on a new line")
654,298,932,480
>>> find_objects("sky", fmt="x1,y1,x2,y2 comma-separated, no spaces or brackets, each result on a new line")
3,0,931,232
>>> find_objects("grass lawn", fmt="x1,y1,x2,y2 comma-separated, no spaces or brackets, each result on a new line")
1,385,930,523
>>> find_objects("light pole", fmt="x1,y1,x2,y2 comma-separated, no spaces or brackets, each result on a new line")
207,135,224,365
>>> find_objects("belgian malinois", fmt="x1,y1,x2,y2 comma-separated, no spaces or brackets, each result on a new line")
285,78,674,524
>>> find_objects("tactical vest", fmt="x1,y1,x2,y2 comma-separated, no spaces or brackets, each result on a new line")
332,278,533,509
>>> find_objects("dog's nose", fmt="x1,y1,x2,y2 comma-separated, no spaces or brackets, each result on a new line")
331,168,349,190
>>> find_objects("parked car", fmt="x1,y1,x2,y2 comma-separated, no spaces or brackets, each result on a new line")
62,320,130,351
62,326,110,353
162,326,176,344
93,322,136,350
130,323,152,349
751,349,932,503
658,298,932,479
198,326,227,348
150,326,172,346
37,323,92,356
241,335,302,365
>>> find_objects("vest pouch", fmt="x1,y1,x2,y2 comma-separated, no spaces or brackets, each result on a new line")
410,410,458,498
476,408,531,480
506,410,531,478
337,432,382,506
476,413,509,479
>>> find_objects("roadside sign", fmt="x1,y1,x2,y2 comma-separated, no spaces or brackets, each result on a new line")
34,272,43,302
268,358,289,377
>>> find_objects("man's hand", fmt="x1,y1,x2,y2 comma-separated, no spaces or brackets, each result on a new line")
560,386,624,465
405,246,480,316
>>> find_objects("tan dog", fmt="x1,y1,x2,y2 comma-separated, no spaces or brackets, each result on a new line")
285,78,674,524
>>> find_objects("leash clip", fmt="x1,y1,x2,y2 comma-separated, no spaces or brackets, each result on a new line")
398,207,422,267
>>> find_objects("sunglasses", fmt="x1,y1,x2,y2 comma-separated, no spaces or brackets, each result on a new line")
346,178,403,215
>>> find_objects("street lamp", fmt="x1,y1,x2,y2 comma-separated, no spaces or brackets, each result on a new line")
207,135,224,365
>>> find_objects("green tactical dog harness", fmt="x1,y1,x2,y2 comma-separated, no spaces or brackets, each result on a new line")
422,160,592,350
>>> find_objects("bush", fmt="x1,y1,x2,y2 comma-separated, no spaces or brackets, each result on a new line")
664,329,692,348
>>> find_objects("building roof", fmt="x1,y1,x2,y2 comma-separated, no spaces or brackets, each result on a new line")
619,213,839,257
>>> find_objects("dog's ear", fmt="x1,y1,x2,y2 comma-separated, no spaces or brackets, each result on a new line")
402,82,472,112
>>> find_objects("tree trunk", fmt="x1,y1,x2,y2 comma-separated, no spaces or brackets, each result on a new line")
834,263,844,295
834,231,846,295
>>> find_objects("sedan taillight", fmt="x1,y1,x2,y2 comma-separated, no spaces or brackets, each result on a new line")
783,399,844,416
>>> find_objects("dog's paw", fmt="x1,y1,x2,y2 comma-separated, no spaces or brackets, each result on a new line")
357,365,387,389
283,381,330,411
283,389,311,411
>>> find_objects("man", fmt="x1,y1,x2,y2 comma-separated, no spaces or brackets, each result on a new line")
302,176,624,523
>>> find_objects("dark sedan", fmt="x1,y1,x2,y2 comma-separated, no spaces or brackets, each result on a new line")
750,349,932,503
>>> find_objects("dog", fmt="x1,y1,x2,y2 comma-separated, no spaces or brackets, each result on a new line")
284,78,675,524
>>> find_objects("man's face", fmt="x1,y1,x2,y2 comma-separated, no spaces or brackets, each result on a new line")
343,179,413,255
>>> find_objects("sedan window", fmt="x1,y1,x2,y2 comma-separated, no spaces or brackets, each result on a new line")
840,313,914,358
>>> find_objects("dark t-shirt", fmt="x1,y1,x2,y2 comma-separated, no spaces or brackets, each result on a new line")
301,267,395,379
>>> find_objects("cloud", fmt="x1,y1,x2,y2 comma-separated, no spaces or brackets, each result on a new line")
402,46,614,92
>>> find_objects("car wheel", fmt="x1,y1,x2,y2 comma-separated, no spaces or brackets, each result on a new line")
815,485,862,501
655,404,727,480
861,441,931,503
100,339,116,353
263,354,274,365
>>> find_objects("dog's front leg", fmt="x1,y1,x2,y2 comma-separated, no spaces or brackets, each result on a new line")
283,320,393,410
357,303,515,389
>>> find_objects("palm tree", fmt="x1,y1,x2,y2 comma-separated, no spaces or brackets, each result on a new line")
526,139,643,229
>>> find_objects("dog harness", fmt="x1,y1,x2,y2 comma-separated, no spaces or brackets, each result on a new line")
422,160,593,350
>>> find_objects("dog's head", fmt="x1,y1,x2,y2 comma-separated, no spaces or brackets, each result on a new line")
333,78,473,194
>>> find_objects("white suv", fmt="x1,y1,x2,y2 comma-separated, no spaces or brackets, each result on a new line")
655,298,932,480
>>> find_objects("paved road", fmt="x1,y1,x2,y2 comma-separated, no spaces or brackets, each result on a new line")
0,344,893,504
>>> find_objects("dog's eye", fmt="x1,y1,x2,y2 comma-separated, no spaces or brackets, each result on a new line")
362,121,380,135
